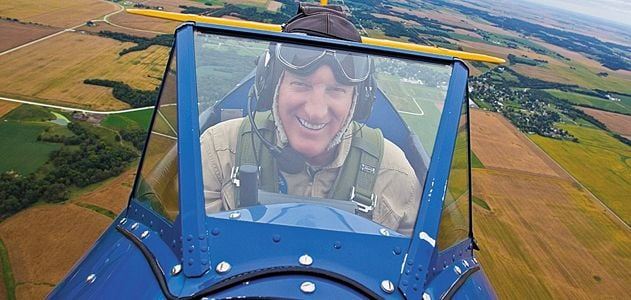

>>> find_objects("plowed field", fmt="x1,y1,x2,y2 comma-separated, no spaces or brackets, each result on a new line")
73,169,136,215
470,110,568,178
0,20,57,52
0,101,19,117
580,107,631,139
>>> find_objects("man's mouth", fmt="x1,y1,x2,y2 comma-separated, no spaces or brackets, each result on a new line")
297,117,327,130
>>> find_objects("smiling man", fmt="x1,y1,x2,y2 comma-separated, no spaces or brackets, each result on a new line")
200,4,421,234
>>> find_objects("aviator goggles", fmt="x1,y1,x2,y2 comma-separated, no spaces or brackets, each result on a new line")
275,43,371,84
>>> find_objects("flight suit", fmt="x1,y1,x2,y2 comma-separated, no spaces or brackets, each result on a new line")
200,117,422,235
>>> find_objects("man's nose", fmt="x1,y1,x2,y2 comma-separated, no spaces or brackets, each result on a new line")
304,86,328,121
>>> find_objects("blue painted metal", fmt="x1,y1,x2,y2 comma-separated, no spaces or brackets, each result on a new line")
399,60,469,298
176,23,210,277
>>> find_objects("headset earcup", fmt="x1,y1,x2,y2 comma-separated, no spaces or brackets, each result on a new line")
254,49,275,111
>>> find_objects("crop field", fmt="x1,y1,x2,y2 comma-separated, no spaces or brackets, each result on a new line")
0,101,19,118
579,107,631,138
0,120,61,175
530,124,631,225
545,89,631,115
0,20,57,52
0,32,169,111
0,0,116,28
101,109,154,130
0,204,111,299
107,11,179,34
472,169,631,299
469,109,631,298
470,110,567,178
72,168,136,215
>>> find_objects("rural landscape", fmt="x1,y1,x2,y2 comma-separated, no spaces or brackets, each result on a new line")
0,0,629,299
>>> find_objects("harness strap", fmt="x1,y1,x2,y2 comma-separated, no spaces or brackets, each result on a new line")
235,112,278,206
330,122,384,218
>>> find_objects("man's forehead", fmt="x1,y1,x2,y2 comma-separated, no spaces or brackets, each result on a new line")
283,66,353,87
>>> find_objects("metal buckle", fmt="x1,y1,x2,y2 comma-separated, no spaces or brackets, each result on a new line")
230,166,240,187
350,186,376,213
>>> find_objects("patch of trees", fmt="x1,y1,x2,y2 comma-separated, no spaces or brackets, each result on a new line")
96,31,174,56
84,79,158,108
612,134,631,147
120,127,147,151
1,122,137,219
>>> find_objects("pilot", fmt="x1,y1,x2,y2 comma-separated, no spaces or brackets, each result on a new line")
201,4,421,234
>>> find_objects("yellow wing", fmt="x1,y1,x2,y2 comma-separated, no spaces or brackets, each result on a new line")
126,9,505,64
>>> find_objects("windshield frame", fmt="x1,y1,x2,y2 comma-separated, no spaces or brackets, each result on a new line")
126,22,472,287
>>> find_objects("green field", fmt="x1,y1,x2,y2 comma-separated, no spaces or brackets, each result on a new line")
0,121,61,175
546,89,631,115
530,124,631,225
102,109,153,130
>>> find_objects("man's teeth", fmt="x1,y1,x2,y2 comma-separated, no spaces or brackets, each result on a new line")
297,117,326,130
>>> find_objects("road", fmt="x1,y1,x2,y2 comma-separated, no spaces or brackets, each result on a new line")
0,96,153,115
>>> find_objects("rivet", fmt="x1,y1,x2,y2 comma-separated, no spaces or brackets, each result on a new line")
141,230,149,239
333,241,342,249
272,234,281,242
454,265,462,275
393,246,401,255
422,292,432,300
229,211,241,219
300,281,316,293
130,222,139,231
473,257,478,264
212,228,220,236
119,218,127,225
171,264,182,276
463,260,470,268
299,254,313,266
186,234,193,241
216,261,231,273
379,228,390,236
86,273,96,284
380,280,394,293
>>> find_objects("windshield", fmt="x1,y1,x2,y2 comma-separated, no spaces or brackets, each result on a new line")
196,30,452,237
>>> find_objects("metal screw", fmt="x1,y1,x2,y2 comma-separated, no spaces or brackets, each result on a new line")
171,264,182,276
472,257,478,264
229,211,241,219
300,281,316,293
86,273,96,284
379,228,390,236
380,280,395,293
299,254,313,266
141,230,149,239
216,261,231,273
422,292,432,300
463,260,470,268
131,222,139,231
119,218,127,225
454,265,462,275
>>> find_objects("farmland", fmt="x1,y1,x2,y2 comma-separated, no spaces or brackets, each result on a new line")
101,108,153,130
0,102,19,118
0,20,57,52
106,11,179,34
530,124,631,225
0,32,169,111
580,107,631,138
546,89,631,115
0,204,112,299
470,110,631,299
0,0,116,28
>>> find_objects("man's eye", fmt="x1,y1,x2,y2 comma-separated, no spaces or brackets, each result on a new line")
291,81,309,87
328,87,347,94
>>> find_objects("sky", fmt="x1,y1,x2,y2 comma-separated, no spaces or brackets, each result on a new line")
521,0,631,28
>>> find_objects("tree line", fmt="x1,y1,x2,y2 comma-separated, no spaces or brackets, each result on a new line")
84,79,158,108
96,31,174,56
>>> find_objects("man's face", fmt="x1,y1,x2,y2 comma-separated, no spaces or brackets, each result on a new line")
277,65,354,164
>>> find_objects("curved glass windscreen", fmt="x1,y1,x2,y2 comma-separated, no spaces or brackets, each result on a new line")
196,30,452,236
